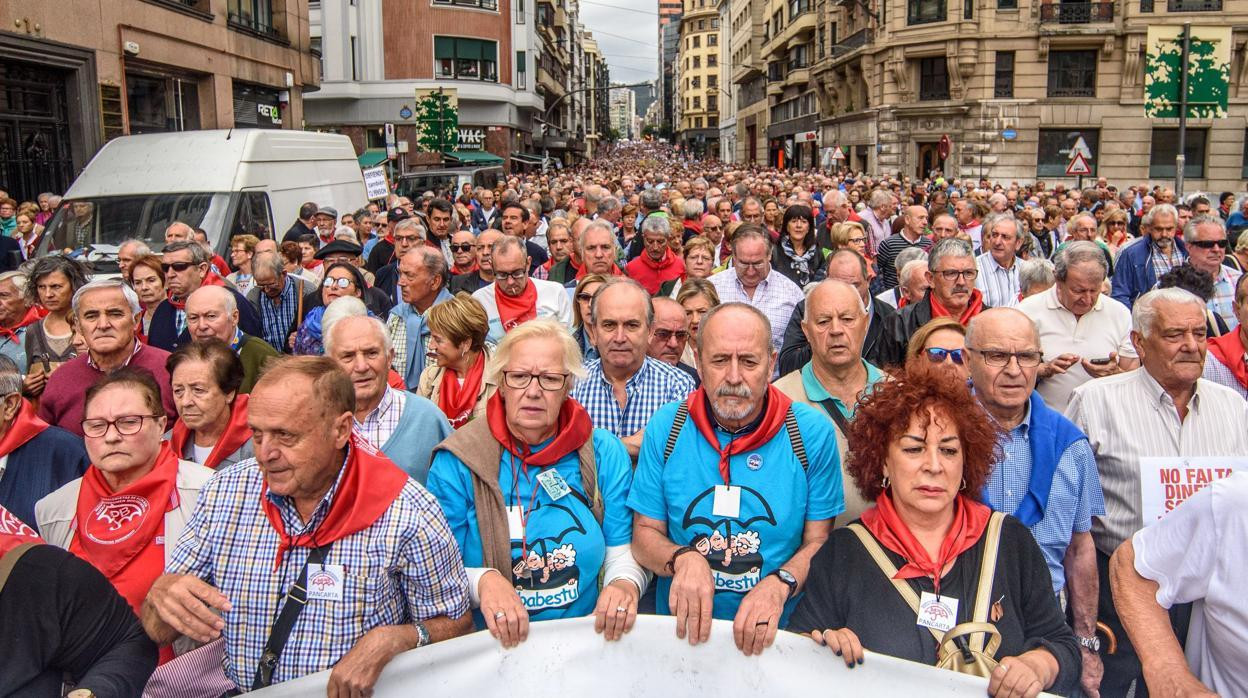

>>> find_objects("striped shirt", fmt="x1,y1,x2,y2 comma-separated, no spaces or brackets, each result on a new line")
1064,368,1248,555
353,387,407,449
875,232,932,289
707,268,804,358
167,454,470,689
570,357,696,437
1202,350,1248,399
975,252,1021,308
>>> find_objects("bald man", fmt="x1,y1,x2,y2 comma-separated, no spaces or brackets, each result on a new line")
185,286,279,393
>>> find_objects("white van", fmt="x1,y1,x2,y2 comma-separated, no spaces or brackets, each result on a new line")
38,129,368,272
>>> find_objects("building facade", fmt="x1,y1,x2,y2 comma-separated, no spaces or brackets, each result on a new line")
677,0,723,155
2,0,319,201
659,12,683,137
611,86,638,140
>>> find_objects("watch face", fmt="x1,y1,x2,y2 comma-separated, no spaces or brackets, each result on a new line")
777,569,796,584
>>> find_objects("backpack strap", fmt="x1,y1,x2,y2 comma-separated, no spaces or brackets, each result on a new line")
784,408,808,471
847,523,942,645
969,512,1006,653
663,401,689,463
0,542,37,596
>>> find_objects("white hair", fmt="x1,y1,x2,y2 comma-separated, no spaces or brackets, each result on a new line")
72,279,141,316
322,296,391,355
899,259,928,286
1132,287,1205,338
486,318,585,389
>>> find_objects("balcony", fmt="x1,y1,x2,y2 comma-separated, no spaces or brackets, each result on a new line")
1039,2,1114,23
830,29,870,58
1167,0,1220,9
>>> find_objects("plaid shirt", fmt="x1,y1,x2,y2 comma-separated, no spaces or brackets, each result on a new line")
167,454,469,689
353,386,406,448
707,268,804,358
1208,264,1243,329
1148,240,1187,285
570,357,695,437
257,276,300,351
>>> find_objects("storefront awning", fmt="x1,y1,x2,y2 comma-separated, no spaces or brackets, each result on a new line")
443,150,504,165
510,152,545,165
358,149,388,167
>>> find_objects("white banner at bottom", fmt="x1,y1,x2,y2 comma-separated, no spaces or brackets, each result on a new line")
251,616,1056,696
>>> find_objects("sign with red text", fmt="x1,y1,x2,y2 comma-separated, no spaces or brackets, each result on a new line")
1139,457,1248,525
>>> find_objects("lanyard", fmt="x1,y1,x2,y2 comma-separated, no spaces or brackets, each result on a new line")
507,449,546,564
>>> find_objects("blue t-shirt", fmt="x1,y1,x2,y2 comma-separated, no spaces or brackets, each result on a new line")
627,400,844,622
427,429,633,625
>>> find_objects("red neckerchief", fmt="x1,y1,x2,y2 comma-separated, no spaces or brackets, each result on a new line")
167,272,227,310
260,435,409,569
1208,330,1248,389
318,232,335,246
439,352,486,429
0,400,49,458
494,281,538,332
485,392,593,468
684,219,703,236
302,260,323,272
685,386,792,484
0,503,43,556
451,262,479,275
575,261,624,281
860,492,992,595
929,288,986,326
73,441,180,578
0,305,46,343
168,394,252,470
960,219,981,232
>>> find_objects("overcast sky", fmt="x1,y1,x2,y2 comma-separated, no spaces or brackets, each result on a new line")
577,1,659,85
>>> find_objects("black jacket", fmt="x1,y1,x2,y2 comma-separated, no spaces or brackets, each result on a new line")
890,291,994,351
450,271,490,295
374,262,400,305
147,287,262,352
282,219,314,244
771,244,827,288
777,297,902,375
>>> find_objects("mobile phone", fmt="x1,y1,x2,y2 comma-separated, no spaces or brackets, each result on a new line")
1089,357,1112,365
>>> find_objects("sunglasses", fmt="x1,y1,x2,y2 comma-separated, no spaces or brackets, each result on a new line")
1188,239,1229,250
925,347,965,365
450,243,475,253
161,262,197,273
322,277,354,289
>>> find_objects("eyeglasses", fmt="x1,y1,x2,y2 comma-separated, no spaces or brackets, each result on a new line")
1188,239,1229,250
495,269,528,282
394,235,423,244
848,236,866,244
935,269,978,281
965,347,1043,368
161,262,197,273
502,371,570,391
82,414,159,438
450,243,475,253
1106,221,1127,227
576,292,597,303
924,347,965,365
323,277,354,289
653,328,690,342
735,260,768,270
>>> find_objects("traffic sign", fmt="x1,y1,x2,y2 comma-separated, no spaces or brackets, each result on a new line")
1002,128,1017,141
832,146,846,160
1071,136,1092,159
1066,152,1093,176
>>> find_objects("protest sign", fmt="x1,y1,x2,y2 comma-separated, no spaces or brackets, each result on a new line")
1139,457,1248,525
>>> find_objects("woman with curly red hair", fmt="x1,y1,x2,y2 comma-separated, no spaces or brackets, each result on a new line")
788,365,1078,698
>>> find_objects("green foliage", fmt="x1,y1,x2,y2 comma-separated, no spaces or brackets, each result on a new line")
1145,34,1229,119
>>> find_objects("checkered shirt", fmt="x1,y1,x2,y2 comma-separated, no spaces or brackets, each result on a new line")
570,357,695,437
353,386,407,449
1208,265,1243,329
975,252,1021,308
1148,240,1187,285
257,277,299,351
707,268,804,357
167,453,470,689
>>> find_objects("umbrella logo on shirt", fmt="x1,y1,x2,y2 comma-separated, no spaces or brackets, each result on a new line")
86,495,149,544
510,501,587,612
681,485,774,593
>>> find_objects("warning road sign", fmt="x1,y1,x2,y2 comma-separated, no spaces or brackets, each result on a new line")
1066,152,1093,176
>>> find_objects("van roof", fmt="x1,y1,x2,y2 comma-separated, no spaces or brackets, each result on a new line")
66,129,359,197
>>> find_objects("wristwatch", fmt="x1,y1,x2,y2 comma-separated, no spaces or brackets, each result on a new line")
767,568,798,600
1076,634,1101,653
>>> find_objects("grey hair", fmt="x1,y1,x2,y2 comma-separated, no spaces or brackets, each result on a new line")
899,259,928,286
640,215,672,237
1184,214,1226,240
589,277,654,327
322,296,391,355
640,188,663,211
927,237,975,271
1017,258,1055,292
867,189,893,210
0,355,19,395
163,240,210,265
988,192,1008,207
578,220,621,259
0,271,27,295
119,239,152,256
1068,212,1098,233
487,317,586,389
696,301,773,357
491,234,528,261
188,285,237,314
1132,287,1205,337
1142,203,1178,229
683,199,705,220
894,246,929,275
693,177,709,188
823,189,846,208
1053,240,1108,282
596,196,621,215
981,212,1024,241
72,278,142,316
252,250,284,277
395,218,427,238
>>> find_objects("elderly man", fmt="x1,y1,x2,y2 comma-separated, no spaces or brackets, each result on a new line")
365,207,411,272
449,229,479,276
312,205,338,246
858,189,894,256
540,219,572,279
117,239,151,278
774,280,887,524
739,196,764,226
282,201,317,243
628,303,843,655
875,255,931,310
39,280,177,436
373,219,430,305
708,225,803,364
472,236,572,344
325,311,450,482
148,241,261,351
1019,241,1139,412
1183,215,1242,327
470,187,501,233
892,237,991,344
247,251,314,353
0,272,39,373
571,280,695,458
974,213,1025,308
875,206,932,290
185,285,280,393
929,211,959,242
573,221,626,283
387,247,453,388
627,216,686,295
450,228,501,295
1066,287,1248,696
142,357,472,693
1112,204,1188,309
965,308,1106,697
648,297,698,383
1204,274,1248,399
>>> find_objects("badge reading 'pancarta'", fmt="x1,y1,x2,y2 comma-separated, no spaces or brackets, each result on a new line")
746,453,763,471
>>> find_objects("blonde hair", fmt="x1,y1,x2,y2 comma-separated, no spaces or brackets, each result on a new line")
829,221,866,250
683,236,715,261
486,318,586,389
427,292,489,351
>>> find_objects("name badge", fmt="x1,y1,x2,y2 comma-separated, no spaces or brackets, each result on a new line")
712,485,741,518
917,591,960,634
537,469,572,501
306,564,346,602
507,506,526,540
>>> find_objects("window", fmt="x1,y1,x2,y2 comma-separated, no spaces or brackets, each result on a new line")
709,33,718,46
517,50,526,89
432,0,499,9
126,72,201,134
693,35,701,48
708,74,718,87
708,95,718,111
994,51,1014,98
350,36,359,81
693,96,701,109
1150,128,1207,179
709,54,718,66
692,76,701,88
230,192,273,239
998,0,1017,7
698,19,705,29
1167,0,1221,9
1036,129,1099,176
789,44,809,70
695,117,703,127
434,37,499,81
908,0,946,24
310,36,324,76
228,0,277,36
1047,50,1096,97
516,0,525,22
693,56,701,69
789,0,810,18
964,0,973,19
919,57,949,101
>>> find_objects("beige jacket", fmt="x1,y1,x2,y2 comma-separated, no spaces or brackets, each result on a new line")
416,352,499,424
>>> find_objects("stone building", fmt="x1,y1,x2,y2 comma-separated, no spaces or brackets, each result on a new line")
677,0,723,155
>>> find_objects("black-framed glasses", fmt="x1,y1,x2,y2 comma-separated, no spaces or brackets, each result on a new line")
502,371,570,391
965,347,1043,368
653,329,690,342
82,414,160,438
450,243,475,253
924,347,965,365
1188,239,1229,250
935,269,978,282
495,269,528,282
322,277,353,289
161,262,196,273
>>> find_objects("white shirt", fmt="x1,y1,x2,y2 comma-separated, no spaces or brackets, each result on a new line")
1018,286,1137,412
1065,368,1248,554
472,277,574,344
1132,471,1248,697
975,251,1021,308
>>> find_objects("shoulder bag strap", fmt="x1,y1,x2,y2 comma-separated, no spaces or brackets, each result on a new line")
0,542,37,595
815,399,851,440
663,402,689,463
576,437,604,525
784,408,809,471
251,543,332,690
968,512,1006,654
847,523,942,645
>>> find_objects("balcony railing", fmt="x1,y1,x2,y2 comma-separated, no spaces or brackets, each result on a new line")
1039,2,1115,23
831,29,870,57
1167,0,1220,9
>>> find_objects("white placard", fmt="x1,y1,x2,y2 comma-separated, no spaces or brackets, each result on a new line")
1139,457,1248,525
362,166,390,201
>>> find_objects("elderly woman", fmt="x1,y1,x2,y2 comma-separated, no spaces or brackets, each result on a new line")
35,368,212,664
227,234,260,296
418,292,497,429
789,366,1078,696
426,319,644,647
293,262,371,355
166,339,254,469
661,236,716,299
24,256,91,397
906,317,969,380
676,278,719,366
572,273,607,361
127,253,167,340
773,204,826,287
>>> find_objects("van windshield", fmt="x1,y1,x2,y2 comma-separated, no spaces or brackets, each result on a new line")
39,193,231,271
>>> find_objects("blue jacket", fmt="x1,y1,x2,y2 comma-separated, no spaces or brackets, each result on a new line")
1110,237,1187,310
0,425,89,527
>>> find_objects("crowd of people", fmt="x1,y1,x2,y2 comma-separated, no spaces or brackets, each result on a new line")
1,140,1246,698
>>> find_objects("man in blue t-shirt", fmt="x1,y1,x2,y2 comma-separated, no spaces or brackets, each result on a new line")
628,303,844,656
